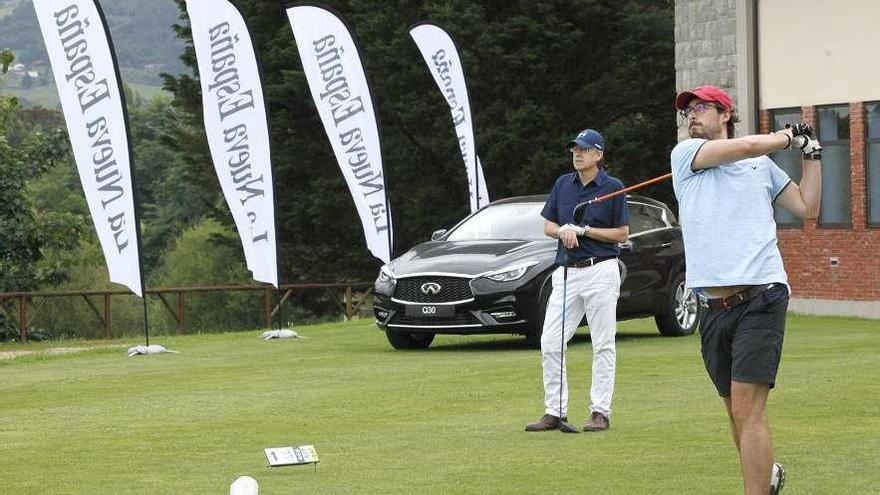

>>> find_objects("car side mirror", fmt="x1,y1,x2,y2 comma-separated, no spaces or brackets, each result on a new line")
431,229,447,241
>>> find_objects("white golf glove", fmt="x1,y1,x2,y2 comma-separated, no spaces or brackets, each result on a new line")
558,224,587,237
793,135,823,160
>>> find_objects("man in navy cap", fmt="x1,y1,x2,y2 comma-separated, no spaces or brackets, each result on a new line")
525,128,629,433
671,85,822,494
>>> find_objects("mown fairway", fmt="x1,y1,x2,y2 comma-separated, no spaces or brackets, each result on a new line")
2,315,878,494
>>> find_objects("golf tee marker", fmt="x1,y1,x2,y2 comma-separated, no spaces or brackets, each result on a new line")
264,445,320,468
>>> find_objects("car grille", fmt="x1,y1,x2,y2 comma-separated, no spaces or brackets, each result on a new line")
393,276,474,303
390,312,481,326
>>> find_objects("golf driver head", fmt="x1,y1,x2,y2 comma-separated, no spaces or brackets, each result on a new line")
558,420,581,434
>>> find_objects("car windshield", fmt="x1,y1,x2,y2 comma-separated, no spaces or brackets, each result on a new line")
446,203,547,240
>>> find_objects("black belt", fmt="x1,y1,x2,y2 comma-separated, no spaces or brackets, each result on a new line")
699,284,775,310
568,256,617,269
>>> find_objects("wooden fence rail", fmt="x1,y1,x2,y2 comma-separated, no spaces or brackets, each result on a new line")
0,282,373,343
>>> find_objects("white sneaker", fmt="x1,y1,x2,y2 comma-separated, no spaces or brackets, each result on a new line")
770,462,786,495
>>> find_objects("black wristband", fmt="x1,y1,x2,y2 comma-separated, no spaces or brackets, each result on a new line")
778,132,792,150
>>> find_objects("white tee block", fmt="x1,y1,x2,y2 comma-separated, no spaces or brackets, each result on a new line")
230,475,258,495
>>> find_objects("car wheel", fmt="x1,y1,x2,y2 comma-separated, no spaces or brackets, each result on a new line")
385,329,435,349
654,271,700,336
525,288,550,349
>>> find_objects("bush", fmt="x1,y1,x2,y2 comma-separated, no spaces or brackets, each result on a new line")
27,240,145,340
0,312,14,342
20,218,356,341
149,218,262,332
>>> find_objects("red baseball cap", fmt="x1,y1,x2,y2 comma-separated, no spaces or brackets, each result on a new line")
675,85,733,111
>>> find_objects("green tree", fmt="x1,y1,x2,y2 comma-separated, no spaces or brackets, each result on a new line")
123,90,215,273
0,66,71,292
150,218,261,331
162,0,676,285
1,52,74,339
0,48,13,72
24,88,216,281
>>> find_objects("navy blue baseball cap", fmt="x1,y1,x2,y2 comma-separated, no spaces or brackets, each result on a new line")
568,128,604,151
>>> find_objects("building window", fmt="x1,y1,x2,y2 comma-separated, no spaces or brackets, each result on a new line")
770,108,802,226
817,105,851,226
867,102,880,226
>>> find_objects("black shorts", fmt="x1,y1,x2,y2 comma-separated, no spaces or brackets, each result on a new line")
698,283,789,397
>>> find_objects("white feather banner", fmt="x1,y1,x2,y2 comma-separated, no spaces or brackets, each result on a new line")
286,5,392,263
185,0,278,286
33,0,143,295
410,23,488,212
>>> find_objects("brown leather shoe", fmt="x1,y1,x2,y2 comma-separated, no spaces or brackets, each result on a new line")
583,412,609,432
524,414,567,432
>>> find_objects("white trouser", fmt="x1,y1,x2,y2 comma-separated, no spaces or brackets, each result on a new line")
540,259,621,418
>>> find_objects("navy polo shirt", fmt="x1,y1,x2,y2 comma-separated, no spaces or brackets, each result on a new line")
541,168,629,265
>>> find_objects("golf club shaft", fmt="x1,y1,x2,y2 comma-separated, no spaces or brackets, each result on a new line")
559,265,567,421
588,172,673,205
557,264,580,433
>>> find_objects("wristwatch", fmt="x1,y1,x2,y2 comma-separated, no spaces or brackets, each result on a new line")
582,225,591,236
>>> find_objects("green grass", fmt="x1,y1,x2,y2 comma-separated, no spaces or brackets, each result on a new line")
1,315,878,494
2,80,169,108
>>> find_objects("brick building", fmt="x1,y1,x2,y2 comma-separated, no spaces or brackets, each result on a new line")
675,0,880,318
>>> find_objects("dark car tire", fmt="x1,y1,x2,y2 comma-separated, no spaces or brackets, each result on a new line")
525,284,551,349
385,329,435,349
654,270,700,337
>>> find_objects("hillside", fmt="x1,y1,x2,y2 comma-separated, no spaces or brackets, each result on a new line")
0,0,186,105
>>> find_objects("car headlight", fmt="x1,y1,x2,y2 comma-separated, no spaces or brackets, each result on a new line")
375,265,397,295
484,260,540,282
378,265,395,284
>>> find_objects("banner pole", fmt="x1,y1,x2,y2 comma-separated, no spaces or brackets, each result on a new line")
243,0,283,327
475,161,479,209
142,297,150,347
94,0,151,346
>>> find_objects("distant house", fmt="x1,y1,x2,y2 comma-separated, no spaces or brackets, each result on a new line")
30,60,52,82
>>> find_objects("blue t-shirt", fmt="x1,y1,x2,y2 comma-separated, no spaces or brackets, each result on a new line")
670,138,792,289
541,168,629,266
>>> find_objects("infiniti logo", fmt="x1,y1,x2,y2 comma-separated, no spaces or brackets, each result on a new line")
420,282,441,295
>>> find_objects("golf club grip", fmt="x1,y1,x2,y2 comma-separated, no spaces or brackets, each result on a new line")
589,172,673,204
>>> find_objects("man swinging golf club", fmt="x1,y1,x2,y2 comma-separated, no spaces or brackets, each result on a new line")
525,128,629,433
671,85,822,494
